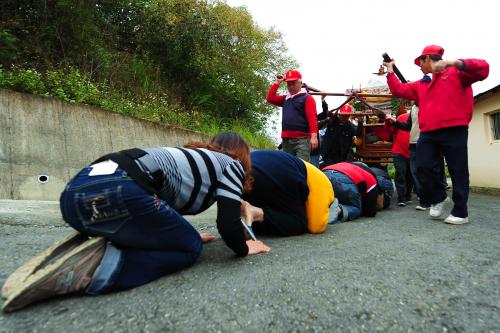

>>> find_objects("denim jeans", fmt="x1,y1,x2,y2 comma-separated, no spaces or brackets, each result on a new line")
376,176,394,209
310,153,320,168
323,170,361,222
60,166,203,294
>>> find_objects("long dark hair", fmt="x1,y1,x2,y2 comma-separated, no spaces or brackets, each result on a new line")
184,132,253,192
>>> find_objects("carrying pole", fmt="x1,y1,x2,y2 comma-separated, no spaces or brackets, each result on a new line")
382,53,407,83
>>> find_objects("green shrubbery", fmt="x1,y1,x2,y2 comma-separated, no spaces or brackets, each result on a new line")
1,0,295,149
1,65,103,105
0,65,274,148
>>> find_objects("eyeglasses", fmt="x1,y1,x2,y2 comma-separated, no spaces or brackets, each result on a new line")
419,55,427,61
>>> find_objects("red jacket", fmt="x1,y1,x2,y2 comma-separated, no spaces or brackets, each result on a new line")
387,59,489,133
390,113,410,158
266,83,318,139
371,124,393,142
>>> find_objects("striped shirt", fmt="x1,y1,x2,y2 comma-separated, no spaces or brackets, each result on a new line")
143,147,245,215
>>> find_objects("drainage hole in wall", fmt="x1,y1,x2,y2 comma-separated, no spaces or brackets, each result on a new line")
38,175,49,183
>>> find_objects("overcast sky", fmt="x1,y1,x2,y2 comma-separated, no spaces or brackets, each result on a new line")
226,0,498,108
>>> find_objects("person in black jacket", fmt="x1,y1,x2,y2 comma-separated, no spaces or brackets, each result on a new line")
319,98,361,168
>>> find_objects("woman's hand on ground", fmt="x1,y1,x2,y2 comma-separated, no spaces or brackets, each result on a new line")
240,200,264,225
246,240,271,255
199,232,216,243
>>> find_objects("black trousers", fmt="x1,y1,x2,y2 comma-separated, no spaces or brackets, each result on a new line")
417,126,469,218
393,153,413,203
410,144,447,207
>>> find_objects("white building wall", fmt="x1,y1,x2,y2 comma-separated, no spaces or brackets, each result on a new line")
469,92,500,188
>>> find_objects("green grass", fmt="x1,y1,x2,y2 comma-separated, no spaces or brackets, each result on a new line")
0,65,276,149
470,186,500,196
387,163,395,178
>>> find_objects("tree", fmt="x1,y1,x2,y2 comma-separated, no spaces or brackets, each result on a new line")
1,0,297,134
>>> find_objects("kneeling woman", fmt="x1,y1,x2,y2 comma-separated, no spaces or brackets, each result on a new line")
2,132,270,312
241,150,334,236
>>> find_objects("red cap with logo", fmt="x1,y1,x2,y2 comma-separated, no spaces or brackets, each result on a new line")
414,45,444,66
339,104,353,115
285,69,302,82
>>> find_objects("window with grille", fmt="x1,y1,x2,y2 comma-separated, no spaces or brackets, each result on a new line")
492,112,500,141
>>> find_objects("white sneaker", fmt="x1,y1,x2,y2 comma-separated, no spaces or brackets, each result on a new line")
444,215,469,225
429,197,449,219
328,198,340,224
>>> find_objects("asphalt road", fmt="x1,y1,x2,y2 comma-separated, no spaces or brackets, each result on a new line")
1,193,499,333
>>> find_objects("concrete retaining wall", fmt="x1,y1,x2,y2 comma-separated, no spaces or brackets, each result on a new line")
0,89,211,200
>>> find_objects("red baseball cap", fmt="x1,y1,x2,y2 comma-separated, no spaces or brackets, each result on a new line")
339,104,353,115
285,69,302,82
414,45,444,66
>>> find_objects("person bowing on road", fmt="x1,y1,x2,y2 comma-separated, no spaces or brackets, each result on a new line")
2,132,271,312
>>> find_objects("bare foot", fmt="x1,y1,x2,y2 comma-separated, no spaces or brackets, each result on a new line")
240,200,264,226
199,232,216,243
246,240,271,255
